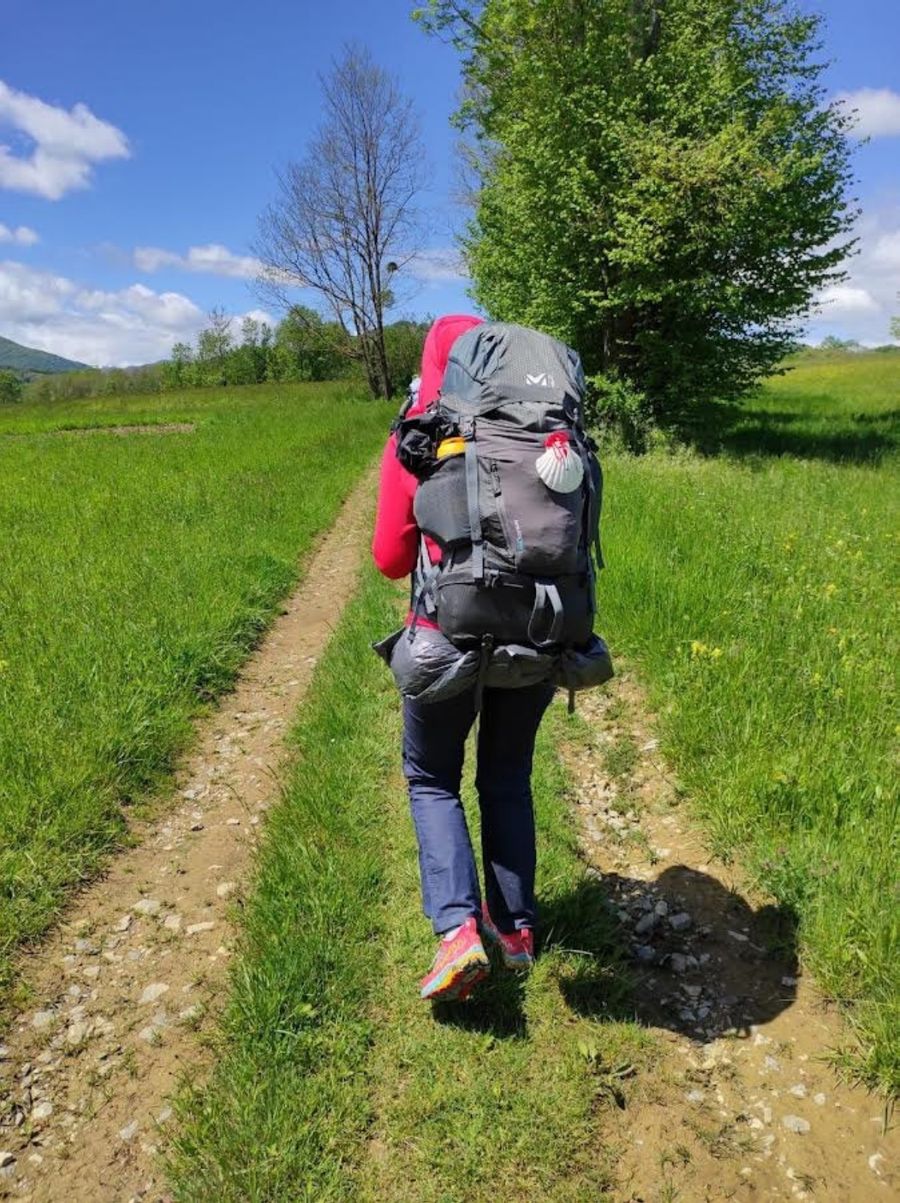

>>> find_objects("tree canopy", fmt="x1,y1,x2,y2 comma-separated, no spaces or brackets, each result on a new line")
415,0,857,441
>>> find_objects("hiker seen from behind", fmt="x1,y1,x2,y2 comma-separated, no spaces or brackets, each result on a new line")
372,315,613,1003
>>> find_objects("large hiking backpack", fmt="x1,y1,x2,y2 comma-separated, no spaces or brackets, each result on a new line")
375,322,613,707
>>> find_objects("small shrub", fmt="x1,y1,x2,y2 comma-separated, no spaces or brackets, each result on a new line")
0,370,23,404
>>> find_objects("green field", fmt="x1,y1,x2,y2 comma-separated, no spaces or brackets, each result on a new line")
0,382,390,1001
600,350,898,1089
165,351,896,1195
0,350,895,1197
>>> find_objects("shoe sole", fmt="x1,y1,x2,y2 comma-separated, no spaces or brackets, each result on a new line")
420,949,490,1002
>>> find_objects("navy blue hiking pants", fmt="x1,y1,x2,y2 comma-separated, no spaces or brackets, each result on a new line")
402,681,555,936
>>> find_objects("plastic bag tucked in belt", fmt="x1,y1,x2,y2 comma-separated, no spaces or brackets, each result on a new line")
372,627,480,703
553,634,614,690
373,626,614,705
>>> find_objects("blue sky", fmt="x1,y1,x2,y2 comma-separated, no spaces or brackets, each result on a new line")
1,0,898,365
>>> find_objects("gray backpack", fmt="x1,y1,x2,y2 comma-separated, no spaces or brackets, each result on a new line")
376,322,613,707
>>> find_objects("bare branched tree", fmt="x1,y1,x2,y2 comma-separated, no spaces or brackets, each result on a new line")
255,45,428,398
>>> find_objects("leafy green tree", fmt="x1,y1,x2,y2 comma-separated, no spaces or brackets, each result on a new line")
164,342,196,389
195,307,233,386
819,335,860,351
0,370,23,404
415,0,857,440
270,306,350,381
383,318,430,391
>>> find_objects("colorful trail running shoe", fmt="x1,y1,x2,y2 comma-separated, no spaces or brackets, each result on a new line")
420,917,490,1002
481,906,535,971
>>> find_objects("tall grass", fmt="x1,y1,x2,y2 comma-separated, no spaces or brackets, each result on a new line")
598,352,898,1090
0,382,390,1001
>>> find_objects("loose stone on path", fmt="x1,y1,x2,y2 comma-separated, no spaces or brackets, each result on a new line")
138,983,169,1006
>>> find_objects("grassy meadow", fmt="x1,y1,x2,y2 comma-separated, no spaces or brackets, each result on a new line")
0,381,390,1002
166,351,896,1197
600,350,898,1089
0,347,895,1199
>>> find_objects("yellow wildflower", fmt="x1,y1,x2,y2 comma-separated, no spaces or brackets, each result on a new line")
690,641,722,662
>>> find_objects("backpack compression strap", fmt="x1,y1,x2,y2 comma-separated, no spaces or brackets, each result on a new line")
408,537,440,638
527,582,566,648
463,419,485,585
572,430,603,572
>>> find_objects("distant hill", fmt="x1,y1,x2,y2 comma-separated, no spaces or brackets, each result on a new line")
0,335,91,376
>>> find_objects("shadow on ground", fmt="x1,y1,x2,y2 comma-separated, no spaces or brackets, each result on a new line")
431,959,529,1039
541,864,799,1043
676,400,898,465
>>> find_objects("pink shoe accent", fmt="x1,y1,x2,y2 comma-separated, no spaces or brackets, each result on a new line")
481,906,535,970
420,917,490,1001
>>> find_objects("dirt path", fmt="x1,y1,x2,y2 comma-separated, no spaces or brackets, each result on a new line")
0,473,375,1203
2,424,196,439
563,673,897,1202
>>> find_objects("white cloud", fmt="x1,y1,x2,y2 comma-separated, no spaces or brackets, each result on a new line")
808,202,900,344
0,259,75,320
871,229,900,272
134,242,262,280
132,241,470,292
0,80,129,200
0,222,38,246
0,259,274,365
816,284,879,314
836,87,900,139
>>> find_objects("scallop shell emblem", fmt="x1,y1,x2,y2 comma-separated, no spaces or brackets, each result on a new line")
535,432,584,493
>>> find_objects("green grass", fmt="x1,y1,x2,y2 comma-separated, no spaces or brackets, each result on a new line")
168,566,651,1201
682,349,899,464
0,381,390,1002
598,351,899,1091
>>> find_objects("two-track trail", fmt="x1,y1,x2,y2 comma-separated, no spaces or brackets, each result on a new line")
1,459,896,1203
0,473,375,1203
563,675,898,1202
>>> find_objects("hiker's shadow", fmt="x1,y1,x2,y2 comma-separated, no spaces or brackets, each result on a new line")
542,865,799,1042
431,961,528,1039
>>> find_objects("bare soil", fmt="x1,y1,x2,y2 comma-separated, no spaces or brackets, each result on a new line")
0,474,374,1203
2,424,196,439
562,673,897,1203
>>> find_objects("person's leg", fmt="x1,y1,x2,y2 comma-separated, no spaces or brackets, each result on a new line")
476,682,556,934
402,690,481,936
